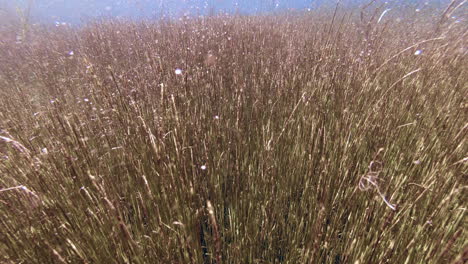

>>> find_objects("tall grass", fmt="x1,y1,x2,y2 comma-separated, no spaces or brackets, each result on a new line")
0,2,466,263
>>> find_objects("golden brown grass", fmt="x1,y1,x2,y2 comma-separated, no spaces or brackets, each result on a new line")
0,2,466,263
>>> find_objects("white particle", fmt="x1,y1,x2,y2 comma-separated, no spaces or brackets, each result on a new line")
214,115,219,119
105,6,112,11
414,50,422,56
415,8,420,12
84,98,89,102
15,35,23,44
175,68,183,75
68,51,74,56
200,165,207,170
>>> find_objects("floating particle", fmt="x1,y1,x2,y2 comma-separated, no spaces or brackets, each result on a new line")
414,50,422,56
175,68,183,75
15,35,22,44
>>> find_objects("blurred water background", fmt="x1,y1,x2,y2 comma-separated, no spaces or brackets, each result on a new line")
0,0,453,26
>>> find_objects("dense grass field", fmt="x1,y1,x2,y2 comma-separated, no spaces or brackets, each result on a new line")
0,2,466,263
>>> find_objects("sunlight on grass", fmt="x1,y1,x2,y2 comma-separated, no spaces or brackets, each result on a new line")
0,1,466,263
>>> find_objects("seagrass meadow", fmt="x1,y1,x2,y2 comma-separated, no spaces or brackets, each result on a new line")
0,2,467,263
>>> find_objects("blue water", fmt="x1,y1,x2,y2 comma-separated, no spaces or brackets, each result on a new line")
1,0,452,25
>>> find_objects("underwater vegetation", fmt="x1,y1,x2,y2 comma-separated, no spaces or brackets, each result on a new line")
0,1,466,263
